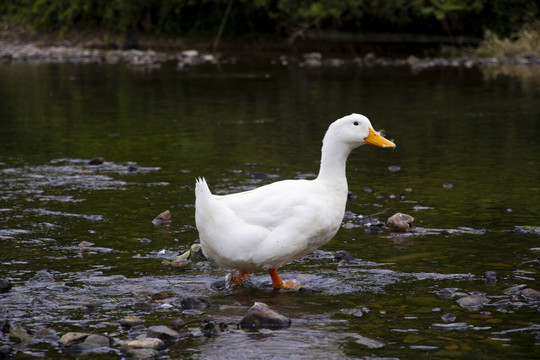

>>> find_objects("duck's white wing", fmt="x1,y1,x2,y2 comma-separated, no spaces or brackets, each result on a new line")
217,179,315,229
195,178,346,269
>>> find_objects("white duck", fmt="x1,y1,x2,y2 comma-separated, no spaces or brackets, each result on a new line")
195,113,395,289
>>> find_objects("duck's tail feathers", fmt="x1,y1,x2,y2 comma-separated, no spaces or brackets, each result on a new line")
195,177,213,200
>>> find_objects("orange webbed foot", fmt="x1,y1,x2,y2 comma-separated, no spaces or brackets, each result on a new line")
268,269,303,290
228,270,250,286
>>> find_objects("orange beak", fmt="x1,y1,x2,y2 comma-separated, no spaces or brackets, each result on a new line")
364,127,396,148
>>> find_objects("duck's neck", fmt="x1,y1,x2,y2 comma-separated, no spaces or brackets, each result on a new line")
316,139,353,185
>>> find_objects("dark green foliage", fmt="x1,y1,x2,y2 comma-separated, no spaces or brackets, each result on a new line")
0,0,538,39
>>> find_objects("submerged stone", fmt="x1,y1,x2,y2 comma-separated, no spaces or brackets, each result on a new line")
240,302,291,330
9,326,33,343
125,348,159,359
441,313,457,323
386,213,414,232
28,269,55,284
457,294,489,310
483,271,497,284
430,322,470,331
522,287,540,300
0,279,12,293
147,325,180,341
355,334,384,348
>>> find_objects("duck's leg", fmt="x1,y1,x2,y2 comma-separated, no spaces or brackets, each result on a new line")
228,269,250,286
268,268,284,289
268,268,302,290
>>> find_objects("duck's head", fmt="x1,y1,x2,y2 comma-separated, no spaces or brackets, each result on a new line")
327,113,396,149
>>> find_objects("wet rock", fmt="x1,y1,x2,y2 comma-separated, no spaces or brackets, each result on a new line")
429,322,470,331
176,297,210,310
35,327,58,341
88,157,105,165
59,332,90,345
28,269,55,284
83,334,110,347
125,348,159,359
491,299,511,308
176,243,206,262
120,315,144,328
152,210,171,225
240,302,291,330
483,271,497,284
436,288,460,299
9,326,33,343
388,165,401,172
441,313,457,323
521,287,540,300
457,294,489,310
133,302,155,312
386,213,415,232
162,259,190,267
333,250,356,264
0,345,12,358
442,183,454,189
170,317,186,330
147,325,180,341
151,290,176,300
0,279,12,293
121,338,165,351
341,306,369,317
354,334,384,348
303,52,322,67
1,320,10,335
200,320,227,338
504,284,528,294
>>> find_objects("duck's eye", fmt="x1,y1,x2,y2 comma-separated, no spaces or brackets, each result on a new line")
353,121,359,126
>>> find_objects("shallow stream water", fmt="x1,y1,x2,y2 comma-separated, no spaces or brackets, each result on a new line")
0,58,539,359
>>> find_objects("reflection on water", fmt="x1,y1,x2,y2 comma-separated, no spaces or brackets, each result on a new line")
0,60,539,359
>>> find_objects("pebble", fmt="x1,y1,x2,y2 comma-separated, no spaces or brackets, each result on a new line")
483,271,497,284
0,279,12,293
120,315,143,328
59,332,90,345
429,322,470,331
121,338,165,351
83,334,110,347
152,210,171,225
386,212,415,232
388,165,401,172
28,269,55,284
9,326,34,343
521,287,540,300
147,325,180,341
441,313,457,323
457,294,489,310
354,334,385,348
125,348,159,359
88,157,105,165
333,250,356,264
176,297,210,310
0,345,12,358
240,302,291,330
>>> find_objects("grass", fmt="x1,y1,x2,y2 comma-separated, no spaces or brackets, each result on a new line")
474,21,540,58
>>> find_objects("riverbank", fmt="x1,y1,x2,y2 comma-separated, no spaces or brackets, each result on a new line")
2,38,540,72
